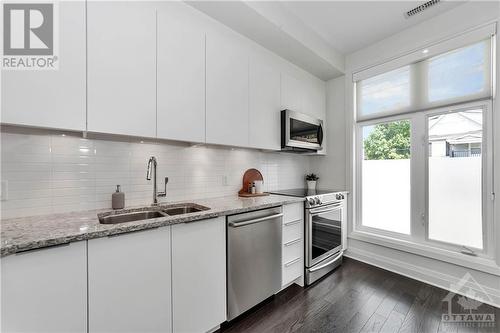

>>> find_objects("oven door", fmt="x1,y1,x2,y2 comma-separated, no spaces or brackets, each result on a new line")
282,110,323,151
306,202,343,267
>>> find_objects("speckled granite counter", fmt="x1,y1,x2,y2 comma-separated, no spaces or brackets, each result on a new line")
1,195,304,257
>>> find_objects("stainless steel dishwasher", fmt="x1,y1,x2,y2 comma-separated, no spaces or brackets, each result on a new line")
227,206,283,321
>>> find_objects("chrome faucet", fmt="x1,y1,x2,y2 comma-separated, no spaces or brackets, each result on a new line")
146,156,168,206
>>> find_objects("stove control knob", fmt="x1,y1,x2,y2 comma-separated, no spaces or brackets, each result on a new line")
336,193,342,200
315,197,322,205
307,198,316,206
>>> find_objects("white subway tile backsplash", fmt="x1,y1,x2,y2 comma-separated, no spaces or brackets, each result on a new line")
1,131,311,218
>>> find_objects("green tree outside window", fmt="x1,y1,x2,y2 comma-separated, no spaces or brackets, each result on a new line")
364,121,411,160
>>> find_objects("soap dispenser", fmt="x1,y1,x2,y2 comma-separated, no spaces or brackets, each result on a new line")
112,185,125,209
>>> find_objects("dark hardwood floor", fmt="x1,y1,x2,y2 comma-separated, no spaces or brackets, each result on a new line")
220,258,499,333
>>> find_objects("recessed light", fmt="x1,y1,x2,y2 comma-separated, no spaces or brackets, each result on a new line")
140,140,144,144
422,49,429,54
61,134,66,137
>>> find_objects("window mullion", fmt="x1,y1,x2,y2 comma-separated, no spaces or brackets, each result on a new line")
410,113,426,242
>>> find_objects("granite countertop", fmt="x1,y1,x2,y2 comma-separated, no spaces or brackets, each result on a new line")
0,194,304,257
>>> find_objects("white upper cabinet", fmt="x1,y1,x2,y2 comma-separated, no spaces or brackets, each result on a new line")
157,3,206,143
281,72,304,113
206,26,249,147
2,0,326,151
1,1,86,131
249,49,281,150
1,242,87,333
87,1,156,137
304,78,327,120
304,77,327,155
88,227,172,333
171,217,226,333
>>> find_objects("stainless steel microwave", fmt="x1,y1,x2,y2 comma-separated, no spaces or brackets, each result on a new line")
281,110,324,152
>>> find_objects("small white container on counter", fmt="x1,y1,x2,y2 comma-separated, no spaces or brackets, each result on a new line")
254,180,263,193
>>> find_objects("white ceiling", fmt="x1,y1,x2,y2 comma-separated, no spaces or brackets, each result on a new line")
281,1,467,54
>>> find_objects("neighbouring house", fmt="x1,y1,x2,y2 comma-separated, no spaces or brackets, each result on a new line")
428,110,482,157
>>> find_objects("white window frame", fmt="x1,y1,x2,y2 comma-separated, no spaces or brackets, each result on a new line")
348,23,499,276
355,113,416,241
352,99,495,268
423,101,494,257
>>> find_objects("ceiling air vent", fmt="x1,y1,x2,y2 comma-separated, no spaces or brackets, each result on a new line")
405,0,441,18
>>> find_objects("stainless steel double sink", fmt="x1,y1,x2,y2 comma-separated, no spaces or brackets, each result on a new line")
98,203,210,224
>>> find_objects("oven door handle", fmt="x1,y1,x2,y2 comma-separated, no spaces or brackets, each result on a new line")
309,203,341,215
309,252,343,272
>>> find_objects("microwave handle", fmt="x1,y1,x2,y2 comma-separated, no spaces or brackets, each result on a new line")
317,124,324,146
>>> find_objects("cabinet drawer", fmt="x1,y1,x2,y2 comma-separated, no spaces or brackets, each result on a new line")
283,203,303,222
282,238,302,264
283,219,302,243
282,257,302,286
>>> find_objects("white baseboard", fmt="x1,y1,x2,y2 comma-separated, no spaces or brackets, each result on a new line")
345,247,500,308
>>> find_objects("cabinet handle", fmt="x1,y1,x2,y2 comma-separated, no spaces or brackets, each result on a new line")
284,238,301,247
16,242,70,255
284,219,301,226
284,257,301,267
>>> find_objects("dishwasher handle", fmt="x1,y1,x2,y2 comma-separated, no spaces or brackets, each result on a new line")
228,213,283,228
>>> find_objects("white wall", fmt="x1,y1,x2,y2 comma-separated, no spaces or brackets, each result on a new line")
0,129,310,219
310,76,346,190
338,1,500,307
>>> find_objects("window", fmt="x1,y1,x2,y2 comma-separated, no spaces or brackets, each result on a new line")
358,66,411,118
356,40,491,121
427,42,488,103
427,109,483,249
354,37,494,259
361,120,411,234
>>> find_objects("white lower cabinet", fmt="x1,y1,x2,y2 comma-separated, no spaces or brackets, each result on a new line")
87,218,225,333
171,217,226,333
88,227,172,333
1,242,87,333
282,203,305,287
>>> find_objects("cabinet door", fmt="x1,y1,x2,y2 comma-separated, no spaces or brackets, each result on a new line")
281,72,304,112
87,1,156,137
206,27,249,147
88,228,171,333
249,56,281,150
1,1,86,131
157,2,206,143
282,203,305,287
172,217,226,333
1,242,87,332
304,78,327,155
304,78,326,120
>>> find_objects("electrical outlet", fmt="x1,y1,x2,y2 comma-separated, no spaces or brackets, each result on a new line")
0,180,8,201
